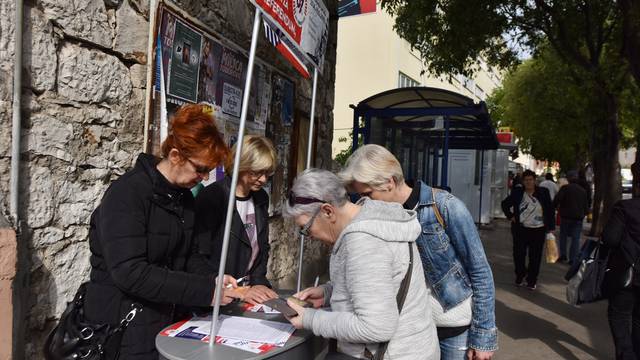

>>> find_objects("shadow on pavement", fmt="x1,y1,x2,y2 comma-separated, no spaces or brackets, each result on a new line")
495,299,608,360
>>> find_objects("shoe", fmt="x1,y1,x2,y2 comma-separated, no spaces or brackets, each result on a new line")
558,256,568,262
515,276,525,287
526,283,537,290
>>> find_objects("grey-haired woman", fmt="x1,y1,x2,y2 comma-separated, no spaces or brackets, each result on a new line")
283,169,439,360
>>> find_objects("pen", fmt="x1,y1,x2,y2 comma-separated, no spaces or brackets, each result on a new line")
314,275,319,287
226,276,248,289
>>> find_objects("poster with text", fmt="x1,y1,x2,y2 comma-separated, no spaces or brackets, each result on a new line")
251,0,329,72
198,36,223,105
167,19,202,102
216,47,247,118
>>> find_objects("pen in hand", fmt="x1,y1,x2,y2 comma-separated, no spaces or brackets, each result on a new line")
226,276,248,289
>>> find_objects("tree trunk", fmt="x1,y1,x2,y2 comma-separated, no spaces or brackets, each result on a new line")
632,134,640,198
619,0,640,84
590,91,622,236
590,151,604,236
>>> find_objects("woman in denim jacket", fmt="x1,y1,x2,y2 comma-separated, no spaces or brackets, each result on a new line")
340,145,497,360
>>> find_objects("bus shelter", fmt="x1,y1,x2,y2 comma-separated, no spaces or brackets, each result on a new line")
351,87,499,188
351,87,499,223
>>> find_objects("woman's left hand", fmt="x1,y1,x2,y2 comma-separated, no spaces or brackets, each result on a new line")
242,285,278,305
285,298,305,329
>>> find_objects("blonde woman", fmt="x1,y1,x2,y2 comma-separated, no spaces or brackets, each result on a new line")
195,135,279,305
340,144,497,360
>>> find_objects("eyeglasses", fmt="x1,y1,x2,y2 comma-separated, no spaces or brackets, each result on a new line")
186,158,213,175
288,191,326,207
299,207,322,237
249,170,273,179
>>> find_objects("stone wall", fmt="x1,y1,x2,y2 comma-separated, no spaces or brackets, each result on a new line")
0,0,337,358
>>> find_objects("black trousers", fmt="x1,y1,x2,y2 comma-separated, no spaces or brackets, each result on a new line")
608,286,640,360
512,225,546,285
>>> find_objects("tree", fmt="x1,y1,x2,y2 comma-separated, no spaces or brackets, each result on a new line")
381,0,634,234
486,48,595,172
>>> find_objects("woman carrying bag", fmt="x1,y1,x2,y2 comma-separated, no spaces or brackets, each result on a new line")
56,104,241,360
601,198,640,360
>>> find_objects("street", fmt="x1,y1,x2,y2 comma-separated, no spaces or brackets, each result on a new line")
481,219,614,360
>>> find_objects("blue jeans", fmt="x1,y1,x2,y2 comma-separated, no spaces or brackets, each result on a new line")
440,330,469,360
559,218,583,263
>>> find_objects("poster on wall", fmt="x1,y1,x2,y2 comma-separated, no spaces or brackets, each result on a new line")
272,74,294,127
167,19,202,102
216,47,247,118
198,36,223,105
251,0,329,72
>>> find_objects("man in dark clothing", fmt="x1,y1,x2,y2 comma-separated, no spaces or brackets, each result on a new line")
554,170,589,264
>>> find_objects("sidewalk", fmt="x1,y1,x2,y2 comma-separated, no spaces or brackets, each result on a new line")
480,219,614,360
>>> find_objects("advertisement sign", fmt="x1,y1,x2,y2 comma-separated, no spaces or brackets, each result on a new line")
167,19,202,102
216,46,247,118
198,36,223,105
252,0,329,71
338,0,376,17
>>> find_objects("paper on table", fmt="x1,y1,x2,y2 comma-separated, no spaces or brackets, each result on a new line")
193,315,294,345
244,303,281,314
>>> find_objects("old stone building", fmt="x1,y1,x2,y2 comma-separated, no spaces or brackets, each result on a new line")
0,0,338,358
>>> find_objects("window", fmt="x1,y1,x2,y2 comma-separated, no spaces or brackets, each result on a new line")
398,72,420,88
475,85,485,100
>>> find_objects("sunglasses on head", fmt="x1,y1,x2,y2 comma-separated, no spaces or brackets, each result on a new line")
288,191,326,207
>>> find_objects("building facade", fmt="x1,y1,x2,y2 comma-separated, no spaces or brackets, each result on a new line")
333,3,502,156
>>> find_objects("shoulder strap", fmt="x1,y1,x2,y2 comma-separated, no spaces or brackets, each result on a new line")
432,189,446,229
372,243,414,360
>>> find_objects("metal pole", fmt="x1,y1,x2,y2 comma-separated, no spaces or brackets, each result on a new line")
10,0,24,226
143,0,158,153
296,68,319,293
209,8,262,346
478,150,485,224
352,110,359,152
441,116,450,187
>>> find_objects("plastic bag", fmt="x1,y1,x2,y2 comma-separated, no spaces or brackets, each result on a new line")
545,232,559,263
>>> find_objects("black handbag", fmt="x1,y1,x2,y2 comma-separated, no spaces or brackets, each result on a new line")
567,241,609,305
43,283,142,360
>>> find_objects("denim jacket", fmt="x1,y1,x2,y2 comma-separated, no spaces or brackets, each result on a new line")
415,181,498,351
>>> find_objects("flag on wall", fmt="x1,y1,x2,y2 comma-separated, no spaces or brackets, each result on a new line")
263,18,311,78
338,0,376,17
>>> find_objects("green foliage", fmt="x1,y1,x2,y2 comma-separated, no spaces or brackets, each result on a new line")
380,0,623,78
487,46,640,170
487,48,594,169
333,135,352,167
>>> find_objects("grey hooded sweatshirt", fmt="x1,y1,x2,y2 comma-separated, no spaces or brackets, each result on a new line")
302,198,439,359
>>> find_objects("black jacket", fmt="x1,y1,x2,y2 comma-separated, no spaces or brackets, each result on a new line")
602,199,640,289
501,186,555,231
194,176,271,287
85,153,215,359
553,182,589,220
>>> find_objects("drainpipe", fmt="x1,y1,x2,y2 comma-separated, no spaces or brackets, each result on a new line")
10,0,24,227
143,0,158,153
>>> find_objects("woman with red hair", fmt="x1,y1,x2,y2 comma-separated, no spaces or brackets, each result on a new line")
82,104,239,359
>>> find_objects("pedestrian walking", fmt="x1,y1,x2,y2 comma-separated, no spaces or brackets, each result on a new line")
501,170,556,290
340,144,497,360
554,170,589,264
601,198,640,360
539,173,559,201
